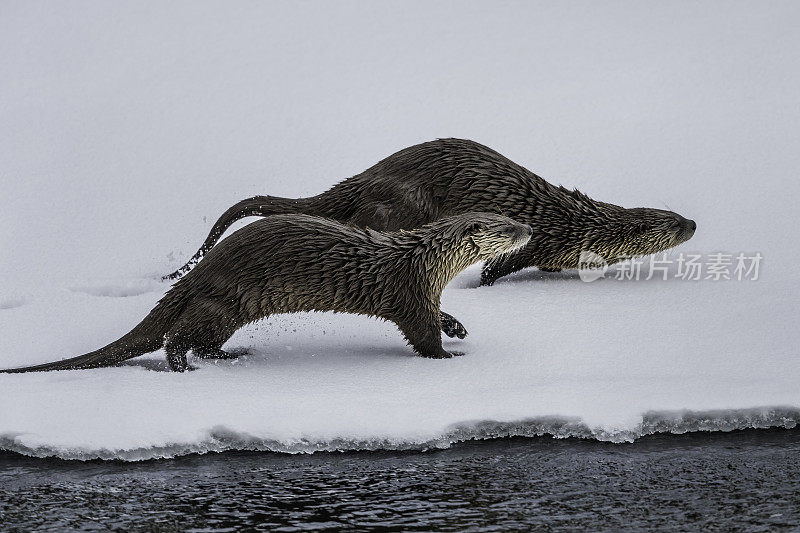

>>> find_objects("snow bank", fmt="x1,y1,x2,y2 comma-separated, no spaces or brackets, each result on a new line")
1,1,798,460
2,267,798,460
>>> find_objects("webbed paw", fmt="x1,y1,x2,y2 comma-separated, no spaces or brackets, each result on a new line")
441,313,468,339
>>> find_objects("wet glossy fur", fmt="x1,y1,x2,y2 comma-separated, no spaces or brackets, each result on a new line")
165,138,695,285
1,213,532,373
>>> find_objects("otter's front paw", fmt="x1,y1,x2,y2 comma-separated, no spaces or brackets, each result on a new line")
441,313,468,339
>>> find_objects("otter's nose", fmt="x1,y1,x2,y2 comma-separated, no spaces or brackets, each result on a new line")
515,225,533,239
676,217,696,237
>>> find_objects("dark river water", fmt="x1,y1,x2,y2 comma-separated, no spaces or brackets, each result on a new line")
2,429,800,531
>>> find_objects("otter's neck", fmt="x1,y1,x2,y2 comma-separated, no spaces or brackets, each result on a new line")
530,192,630,268
506,172,629,268
390,229,480,295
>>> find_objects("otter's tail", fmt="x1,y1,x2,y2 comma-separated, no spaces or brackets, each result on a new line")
163,195,309,281
0,300,177,373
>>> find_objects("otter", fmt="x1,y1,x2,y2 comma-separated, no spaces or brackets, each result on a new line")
1,213,532,373
164,138,696,285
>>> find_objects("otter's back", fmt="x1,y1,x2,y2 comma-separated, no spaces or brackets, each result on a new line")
314,139,550,230
181,215,395,320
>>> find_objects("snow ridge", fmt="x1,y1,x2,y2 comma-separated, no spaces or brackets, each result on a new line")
2,407,796,462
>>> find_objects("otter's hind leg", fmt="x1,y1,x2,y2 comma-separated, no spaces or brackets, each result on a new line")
440,311,468,339
164,341,193,372
190,311,250,359
164,305,239,371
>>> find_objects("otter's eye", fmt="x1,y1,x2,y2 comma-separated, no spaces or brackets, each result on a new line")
468,222,485,233
636,222,649,233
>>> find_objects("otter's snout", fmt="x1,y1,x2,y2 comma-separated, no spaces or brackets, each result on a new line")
674,216,696,241
506,223,532,237
507,223,533,247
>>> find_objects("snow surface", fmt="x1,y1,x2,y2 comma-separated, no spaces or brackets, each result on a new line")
1,1,799,460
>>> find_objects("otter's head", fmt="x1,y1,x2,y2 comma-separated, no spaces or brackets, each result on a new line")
589,207,696,264
458,213,533,260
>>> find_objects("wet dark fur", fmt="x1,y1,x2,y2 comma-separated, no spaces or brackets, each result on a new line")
1,213,532,373
165,139,696,285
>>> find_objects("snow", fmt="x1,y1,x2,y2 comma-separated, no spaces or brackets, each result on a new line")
1,1,799,460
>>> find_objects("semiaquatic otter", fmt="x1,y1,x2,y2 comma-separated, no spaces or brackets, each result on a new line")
1,213,532,373
164,138,696,285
